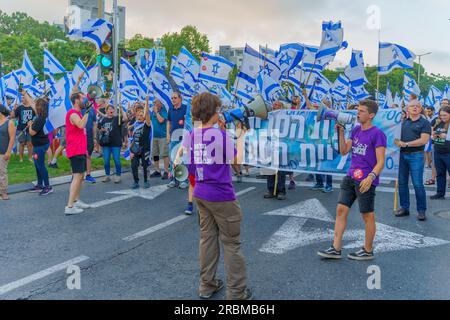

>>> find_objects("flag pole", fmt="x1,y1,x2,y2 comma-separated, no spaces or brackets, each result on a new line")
376,27,381,105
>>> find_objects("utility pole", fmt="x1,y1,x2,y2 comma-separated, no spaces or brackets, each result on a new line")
97,0,104,90
417,52,432,87
113,0,119,110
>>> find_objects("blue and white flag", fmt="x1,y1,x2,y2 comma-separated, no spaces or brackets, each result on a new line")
256,70,284,104
344,50,367,88
151,67,173,110
169,55,184,88
198,52,234,89
23,78,44,99
17,50,38,84
71,58,90,93
259,45,276,60
2,71,20,99
277,43,304,77
305,72,332,104
43,48,66,77
403,72,421,102
284,66,302,90
331,74,349,102
88,64,99,85
375,90,386,107
378,43,416,75
177,47,200,78
302,44,336,75
45,74,73,133
0,78,6,105
349,85,370,101
217,86,233,107
120,58,140,91
67,18,113,51
425,85,443,107
316,21,348,62
444,85,450,100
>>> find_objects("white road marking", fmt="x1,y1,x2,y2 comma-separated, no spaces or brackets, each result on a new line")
123,187,256,242
235,177,437,195
0,255,90,296
90,185,168,208
259,199,450,255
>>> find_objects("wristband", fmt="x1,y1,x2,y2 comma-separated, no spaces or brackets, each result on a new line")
369,172,377,180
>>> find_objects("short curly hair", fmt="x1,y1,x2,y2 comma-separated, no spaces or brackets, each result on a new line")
191,92,222,124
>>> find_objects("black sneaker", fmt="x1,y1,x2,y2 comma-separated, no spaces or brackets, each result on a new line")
236,288,253,300
150,171,162,178
394,208,410,217
39,186,53,196
198,279,224,299
264,192,276,199
430,194,445,200
49,163,59,169
318,245,342,259
277,193,286,200
348,248,374,261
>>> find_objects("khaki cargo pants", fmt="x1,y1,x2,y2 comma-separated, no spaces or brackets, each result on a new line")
194,197,248,300
0,156,8,194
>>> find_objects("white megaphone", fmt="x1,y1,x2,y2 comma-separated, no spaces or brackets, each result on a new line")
174,164,189,182
223,95,272,129
317,103,356,128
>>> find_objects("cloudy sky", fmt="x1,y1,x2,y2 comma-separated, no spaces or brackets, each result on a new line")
1,0,450,76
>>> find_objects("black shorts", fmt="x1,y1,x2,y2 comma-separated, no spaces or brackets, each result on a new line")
87,135,94,156
338,176,376,214
70,155,87,174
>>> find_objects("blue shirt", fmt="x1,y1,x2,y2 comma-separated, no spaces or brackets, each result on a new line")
168,104,187,135
150,107,168,138
81,107,96,137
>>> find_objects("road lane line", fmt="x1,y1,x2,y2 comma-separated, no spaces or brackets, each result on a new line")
90,194,135,208
123,187,256,242
0,255,90,296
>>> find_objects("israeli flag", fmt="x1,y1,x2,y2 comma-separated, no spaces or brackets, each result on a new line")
425,85,443,107
305,72,332,104
72,58,90,93
120,58,140,91
259,45,276,60
444,85,450,100
242,45,281,81
88,64,99,85
256,70,284,104
349,85,370,101
45,74,73,134
169,55,185,88
383,83,394,109
0,78,5,105
67,18,113,52
316,21,348,62
284,66,302,90
43,48,66,77
331,74,350,102
2,71,20,98
198,52,234,88
394,92,403,106
151,67,173,110
302,44,335,75
37,78,57,97
277,43,304,77
217,86,233,107
17,50,38,84
233,73,257,105
378,43,416,75
403,72,421,102
344,50,368,88
375,90,386,107
177,47,200,78
23,78,43,99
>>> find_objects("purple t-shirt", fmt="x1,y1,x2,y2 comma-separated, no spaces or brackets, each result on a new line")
183,127,237,202
348,125,387,187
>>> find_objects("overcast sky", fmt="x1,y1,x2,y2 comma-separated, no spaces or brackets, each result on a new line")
1,0,450,76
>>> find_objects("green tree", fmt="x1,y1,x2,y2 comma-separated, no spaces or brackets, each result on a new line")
160,25,210,66
125,34,155,51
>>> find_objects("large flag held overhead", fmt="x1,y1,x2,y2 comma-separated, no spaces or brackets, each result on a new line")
43,48,66,77
2,71,20,99
45,74,73,134
331,74,350,103
277,43,304,78
378,43,416,75
344,50,367,88
316,21,348,62
151,67,173,110
67,18,113,51
17,50,39,84
256,70,284,104
198,52,234,89
383,83,394,109
71,58,90,93
403,72,421,102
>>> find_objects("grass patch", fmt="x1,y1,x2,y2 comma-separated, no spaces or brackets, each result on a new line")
8,153,130,185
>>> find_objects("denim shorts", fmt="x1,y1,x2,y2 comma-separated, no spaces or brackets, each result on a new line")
338,176,376,214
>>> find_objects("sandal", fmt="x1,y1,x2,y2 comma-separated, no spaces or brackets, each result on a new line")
425,179,435,186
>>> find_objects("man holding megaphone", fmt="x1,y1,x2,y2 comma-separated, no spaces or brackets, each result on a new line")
317,100,387,261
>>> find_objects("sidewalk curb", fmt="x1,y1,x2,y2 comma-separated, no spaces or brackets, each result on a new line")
8,167,131,195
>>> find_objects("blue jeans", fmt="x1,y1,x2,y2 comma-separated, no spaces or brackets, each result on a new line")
103,146,122,176
33,144,50,187
316,174,332,188
434,151,450,197
398,152,427,213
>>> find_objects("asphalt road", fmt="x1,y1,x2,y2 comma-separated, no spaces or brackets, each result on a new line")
1,171,450,300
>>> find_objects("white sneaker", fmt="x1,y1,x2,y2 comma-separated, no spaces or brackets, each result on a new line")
74,200,92,209
114,176,121,184
65,206,84,215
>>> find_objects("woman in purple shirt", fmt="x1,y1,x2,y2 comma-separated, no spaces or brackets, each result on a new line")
186,92,252,300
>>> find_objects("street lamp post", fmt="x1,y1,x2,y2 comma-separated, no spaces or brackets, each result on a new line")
417,52,432,87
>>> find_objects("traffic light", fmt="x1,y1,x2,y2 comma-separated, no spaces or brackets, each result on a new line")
97,33,113,69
